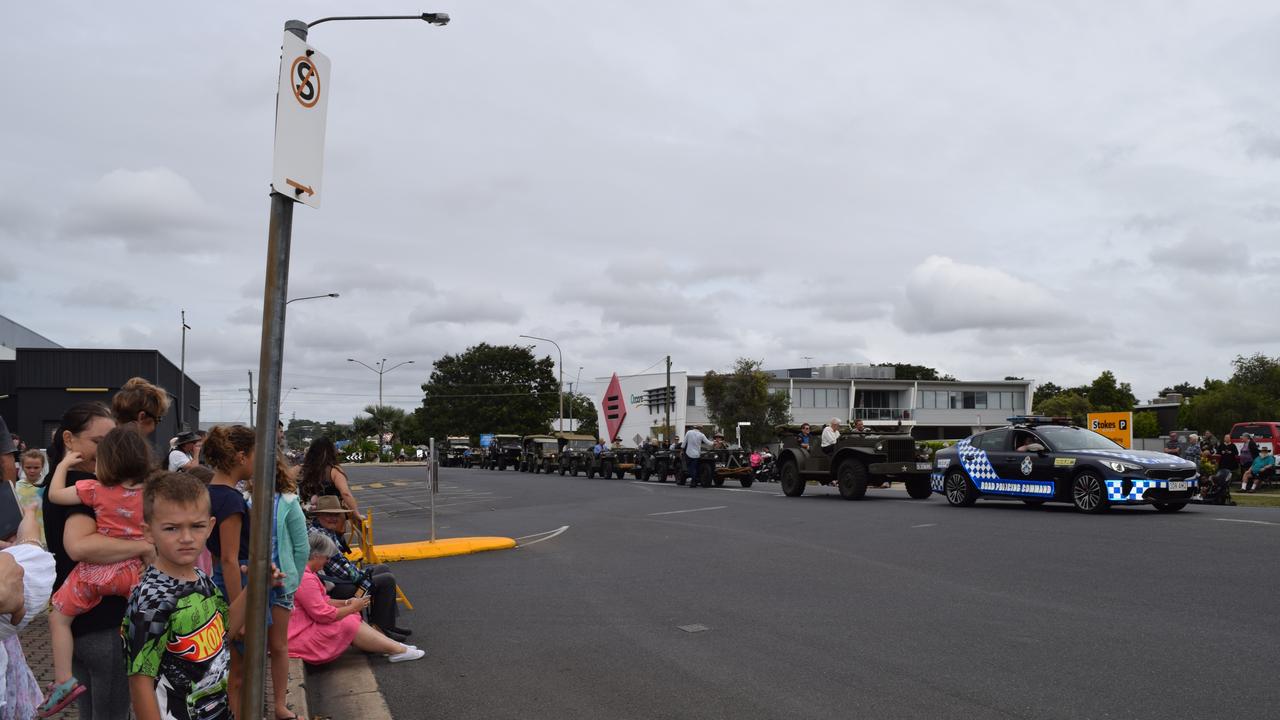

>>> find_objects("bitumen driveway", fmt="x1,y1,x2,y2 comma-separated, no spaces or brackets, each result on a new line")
338,464,1280,720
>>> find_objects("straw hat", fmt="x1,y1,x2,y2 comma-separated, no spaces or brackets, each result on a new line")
310,496,351,514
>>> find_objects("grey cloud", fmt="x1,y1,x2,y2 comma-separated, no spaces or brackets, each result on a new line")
59,168,227,253
1149,232,1247,274
408,294,523,325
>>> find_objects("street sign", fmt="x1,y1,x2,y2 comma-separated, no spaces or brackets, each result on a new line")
272,32,331,208
1088,411,1133,449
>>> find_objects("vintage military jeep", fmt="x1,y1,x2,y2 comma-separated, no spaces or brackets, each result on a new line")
556,433,598,476
442,436,471,467
613,446,640,479
583,444,617,479
485,434,523,471
775,424,933,499
520,435,561,473
636,443,678,482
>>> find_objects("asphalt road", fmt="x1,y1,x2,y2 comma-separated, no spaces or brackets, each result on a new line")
336,464,1280,720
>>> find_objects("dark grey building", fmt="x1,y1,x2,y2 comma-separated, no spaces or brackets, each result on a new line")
0,347,199,453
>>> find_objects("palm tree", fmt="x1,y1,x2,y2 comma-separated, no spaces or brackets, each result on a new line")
354,405,408,446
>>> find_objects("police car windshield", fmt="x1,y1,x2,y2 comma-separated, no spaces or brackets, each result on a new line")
1035,426,1122,451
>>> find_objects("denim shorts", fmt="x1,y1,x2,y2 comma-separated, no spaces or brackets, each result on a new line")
270,589,295,611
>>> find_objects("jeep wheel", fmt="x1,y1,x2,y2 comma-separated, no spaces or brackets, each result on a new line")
656,461,669,483
615,468,626,480
699,464,715,488
944,470,978,507
639,465,650,482
712,476,725,488
739,475,754,488
905,477,932,500
780,460,805,497
836,460,868,500
1152,501,1186,513
1071,470,1110,513
559,465,566,476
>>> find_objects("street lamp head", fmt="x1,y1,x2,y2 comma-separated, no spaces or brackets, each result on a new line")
421,12,450,25
327,293,340,298
346,358,356,363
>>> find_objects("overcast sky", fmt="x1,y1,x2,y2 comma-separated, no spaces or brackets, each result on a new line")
3,1,1278,423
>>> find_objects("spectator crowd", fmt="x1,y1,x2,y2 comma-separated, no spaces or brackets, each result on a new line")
0,377,421,720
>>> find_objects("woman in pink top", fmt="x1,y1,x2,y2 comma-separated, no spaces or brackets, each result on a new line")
288,532,424,665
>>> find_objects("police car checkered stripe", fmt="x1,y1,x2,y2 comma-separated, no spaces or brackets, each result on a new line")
957,440,999,481
1106,477,1198,502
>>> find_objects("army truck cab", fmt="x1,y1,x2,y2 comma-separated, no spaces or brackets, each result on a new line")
556,433,597,476
520,435,560,473
486,434,523,471
443,436,471,467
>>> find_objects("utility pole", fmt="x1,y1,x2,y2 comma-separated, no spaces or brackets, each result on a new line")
245,371,256,427
665,355,672,443
179,310,190,431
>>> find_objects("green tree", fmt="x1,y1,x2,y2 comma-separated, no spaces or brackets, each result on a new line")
1229,353,1280,398
1158,381,1205,399
702,358,792,446
564,392,599,438
415,343,558,441
1179,383,1280,437
1133,411,1160,439
877,363,956,381
1087,370,1137,412
1034,392,1092,426
353,405,408,444
1032,382,1063,408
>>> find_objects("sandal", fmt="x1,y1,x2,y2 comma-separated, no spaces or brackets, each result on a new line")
37,677,85,718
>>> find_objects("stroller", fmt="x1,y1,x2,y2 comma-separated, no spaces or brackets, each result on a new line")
1200,469,1235,505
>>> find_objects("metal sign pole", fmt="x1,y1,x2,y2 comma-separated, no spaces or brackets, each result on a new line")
429,437,437,542
240,189,295,716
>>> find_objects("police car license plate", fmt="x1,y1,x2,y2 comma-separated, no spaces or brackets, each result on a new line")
1167,481,1188,492
916,462,932,470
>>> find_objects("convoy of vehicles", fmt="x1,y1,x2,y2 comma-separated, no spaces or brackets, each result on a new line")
444,416,1210,516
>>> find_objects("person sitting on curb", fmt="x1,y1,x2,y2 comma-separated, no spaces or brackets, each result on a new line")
288,533,423,667
307,496,412,641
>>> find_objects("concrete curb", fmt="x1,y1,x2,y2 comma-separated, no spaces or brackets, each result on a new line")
305,650,393,720
286,657,309,719
348,535,517,563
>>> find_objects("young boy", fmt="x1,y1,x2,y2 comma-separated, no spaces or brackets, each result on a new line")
123,471,249,720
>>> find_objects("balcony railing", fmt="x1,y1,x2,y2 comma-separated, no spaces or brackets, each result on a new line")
853,408,910,420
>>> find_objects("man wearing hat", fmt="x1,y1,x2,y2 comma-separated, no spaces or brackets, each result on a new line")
167,429,202,471
307,496,412,641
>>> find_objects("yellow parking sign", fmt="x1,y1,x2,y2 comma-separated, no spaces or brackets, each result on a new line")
1088,412,1133,449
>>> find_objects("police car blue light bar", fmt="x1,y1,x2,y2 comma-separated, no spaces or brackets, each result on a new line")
1006,416,1072,426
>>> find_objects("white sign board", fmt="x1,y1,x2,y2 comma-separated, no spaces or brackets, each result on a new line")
271,32,331,208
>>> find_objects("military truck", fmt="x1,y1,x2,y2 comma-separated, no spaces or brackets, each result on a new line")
442,436,471,467
556,433,598,476
485,434,523,471
520,435,561,473
775,425,933,499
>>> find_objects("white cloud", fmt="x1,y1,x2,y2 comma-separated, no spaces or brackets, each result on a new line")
1150,231,1249,274
893,256,1064,334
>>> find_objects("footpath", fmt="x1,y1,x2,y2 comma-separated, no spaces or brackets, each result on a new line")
18,625,308,719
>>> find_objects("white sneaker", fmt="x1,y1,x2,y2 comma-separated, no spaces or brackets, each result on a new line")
388,646,425,663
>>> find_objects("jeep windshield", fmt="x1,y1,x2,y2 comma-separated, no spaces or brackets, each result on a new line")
567,440,594,450
1034,426,1123,451
448,440,469,448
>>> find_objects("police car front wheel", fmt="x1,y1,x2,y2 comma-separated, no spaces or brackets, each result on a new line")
944,471,977,507
1071,471,1110,513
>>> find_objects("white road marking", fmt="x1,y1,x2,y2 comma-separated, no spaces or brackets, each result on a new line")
1213,518,1278,526
724,488,781,495
515,525,570,547
647,506,728,516
912,523,938,528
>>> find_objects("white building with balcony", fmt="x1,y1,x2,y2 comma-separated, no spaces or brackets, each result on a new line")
593,364,1033,445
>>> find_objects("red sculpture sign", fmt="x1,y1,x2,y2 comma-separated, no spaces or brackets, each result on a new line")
603,373,627,442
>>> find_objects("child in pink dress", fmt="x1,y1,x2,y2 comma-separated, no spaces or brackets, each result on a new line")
38,427,153,718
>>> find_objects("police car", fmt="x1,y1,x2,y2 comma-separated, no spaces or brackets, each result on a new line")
931,416,1199,513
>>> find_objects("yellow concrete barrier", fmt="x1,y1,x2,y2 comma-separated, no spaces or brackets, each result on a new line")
346,536,516,563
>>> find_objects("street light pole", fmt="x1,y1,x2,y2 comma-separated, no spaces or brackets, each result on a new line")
240,14,446,717
286,292,340,305
520,334,563,432
179,310,191,431
348,358,416,408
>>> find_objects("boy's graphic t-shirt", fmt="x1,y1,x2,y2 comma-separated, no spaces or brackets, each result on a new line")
122,566,231,720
